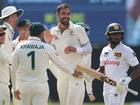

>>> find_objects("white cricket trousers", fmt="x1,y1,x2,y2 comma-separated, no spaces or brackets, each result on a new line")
20,82,49,105
104,91,127,105
57,75,85,105
0,82,10,105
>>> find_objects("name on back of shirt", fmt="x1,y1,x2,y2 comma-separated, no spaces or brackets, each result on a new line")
20,44,44,49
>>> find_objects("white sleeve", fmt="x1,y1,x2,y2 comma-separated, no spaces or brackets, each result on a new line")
100,49,105,67
125,47,139,67
0,48,12,64
48,60,58,79
77,26,90,45
47,46,74,75
11,50,19,91
85,80,93,94
76,42,92,55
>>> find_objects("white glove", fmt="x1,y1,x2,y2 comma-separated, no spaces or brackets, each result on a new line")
116,77,132,94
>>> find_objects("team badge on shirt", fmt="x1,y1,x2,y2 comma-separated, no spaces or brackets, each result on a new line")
114,52,122,59
68,30,74,36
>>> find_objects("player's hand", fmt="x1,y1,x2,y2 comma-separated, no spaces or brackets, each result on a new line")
88,93,96,102
14,89,21,100
73,70,83,78
44,30,53,44
116,77,131,93
64,46,76,54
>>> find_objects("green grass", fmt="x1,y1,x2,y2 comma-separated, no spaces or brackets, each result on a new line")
11,101,132,105
47,101,132,105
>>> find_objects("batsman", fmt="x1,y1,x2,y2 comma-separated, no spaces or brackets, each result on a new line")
97,23,140,105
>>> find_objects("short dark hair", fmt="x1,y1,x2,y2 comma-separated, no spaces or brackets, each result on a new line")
56,3,71,14
17,19,31,27
30,22,46,36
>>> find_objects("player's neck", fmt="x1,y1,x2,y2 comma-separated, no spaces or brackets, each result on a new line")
59,23,69,33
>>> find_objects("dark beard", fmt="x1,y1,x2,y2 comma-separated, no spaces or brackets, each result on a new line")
60,18,69,25
110,40,120,45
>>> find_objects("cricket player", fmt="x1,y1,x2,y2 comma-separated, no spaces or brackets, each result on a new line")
0,6,24,101
50,3,92,105
0,25,12,105
11,22,81,105
0,6,24,53
12,19,31,105
13,19,31,48
98,23,140,105
75,22,96,102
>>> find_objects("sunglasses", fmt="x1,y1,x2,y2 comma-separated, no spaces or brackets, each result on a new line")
0,32,5,36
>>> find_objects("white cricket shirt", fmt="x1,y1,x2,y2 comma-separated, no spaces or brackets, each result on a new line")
50,21,91,69
11,36,74,90
100,42,139,95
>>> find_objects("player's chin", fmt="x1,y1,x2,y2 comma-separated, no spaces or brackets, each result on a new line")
61,20,69,25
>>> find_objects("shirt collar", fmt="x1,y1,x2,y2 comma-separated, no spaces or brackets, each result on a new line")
108,42,122,49
56,21,75,31
29,36,41,41
4,22,14,32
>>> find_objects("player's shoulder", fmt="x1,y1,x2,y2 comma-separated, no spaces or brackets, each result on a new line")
16,40,29,49
102,44,109,51
73,23,84,31
50,26,57,32
43,43,55,52
120,43,134,52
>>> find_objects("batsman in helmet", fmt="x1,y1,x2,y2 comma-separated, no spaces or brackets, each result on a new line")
97,23,140,105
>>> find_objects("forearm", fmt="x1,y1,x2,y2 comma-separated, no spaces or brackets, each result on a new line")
129,64,140,80
50,55,74,75
76,42,92,55
85,80,93,94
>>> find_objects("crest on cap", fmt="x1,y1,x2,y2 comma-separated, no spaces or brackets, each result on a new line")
113,24,119,30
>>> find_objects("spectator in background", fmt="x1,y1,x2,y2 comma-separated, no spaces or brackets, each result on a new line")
126,0,140,46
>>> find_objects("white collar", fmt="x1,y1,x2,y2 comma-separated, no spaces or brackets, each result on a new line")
29,36,41,41
4,22,14,32
56,21,75,31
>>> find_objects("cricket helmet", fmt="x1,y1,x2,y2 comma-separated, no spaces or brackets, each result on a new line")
105,23,124,41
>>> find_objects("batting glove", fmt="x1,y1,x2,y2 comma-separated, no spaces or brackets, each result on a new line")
116,77,132,94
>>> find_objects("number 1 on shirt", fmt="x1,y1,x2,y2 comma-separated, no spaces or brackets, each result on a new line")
27,51,35,70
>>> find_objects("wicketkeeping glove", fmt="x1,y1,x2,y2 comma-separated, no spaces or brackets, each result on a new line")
116,77,132,94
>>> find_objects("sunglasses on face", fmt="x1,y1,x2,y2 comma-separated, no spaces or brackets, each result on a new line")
0,32,5,36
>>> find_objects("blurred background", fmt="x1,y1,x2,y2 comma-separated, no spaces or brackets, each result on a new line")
0,0,140,104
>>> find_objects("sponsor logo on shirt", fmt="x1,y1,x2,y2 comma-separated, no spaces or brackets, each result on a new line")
104,52,109,57
104,60,120,66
